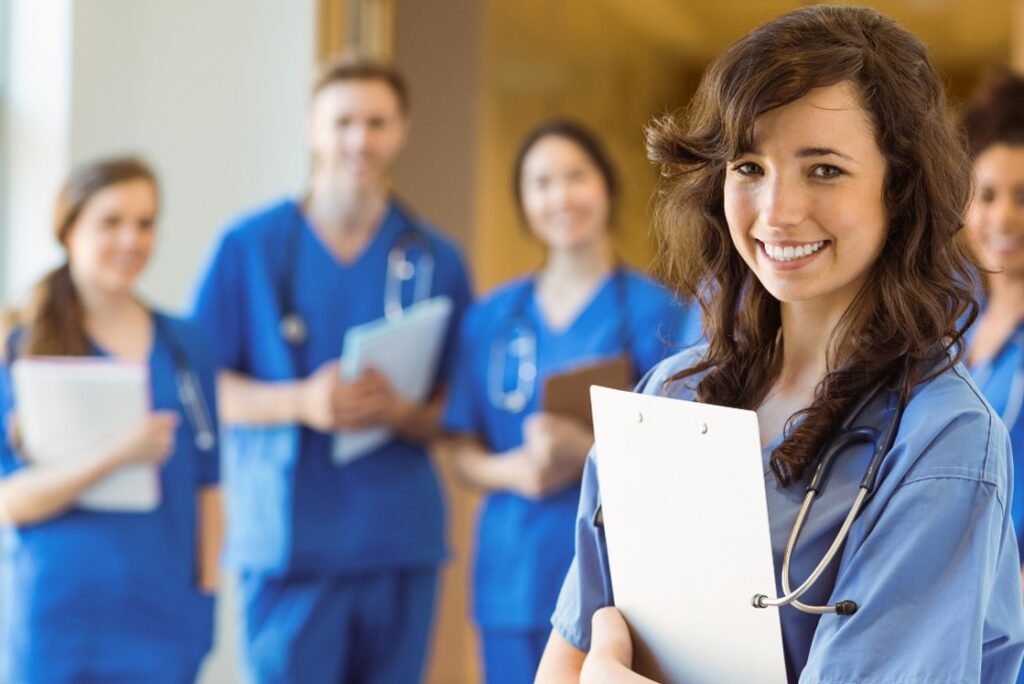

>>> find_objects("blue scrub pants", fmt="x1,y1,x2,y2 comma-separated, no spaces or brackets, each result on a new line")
481,627,550,684
238,566,438,684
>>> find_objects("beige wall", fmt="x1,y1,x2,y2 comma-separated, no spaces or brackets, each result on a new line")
392,4,486,682
472,0,697,293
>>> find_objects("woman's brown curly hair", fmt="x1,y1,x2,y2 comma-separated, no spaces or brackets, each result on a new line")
647,5,978,486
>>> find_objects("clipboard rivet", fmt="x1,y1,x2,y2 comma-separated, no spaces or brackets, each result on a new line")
635,411,644,424
700,421,708,434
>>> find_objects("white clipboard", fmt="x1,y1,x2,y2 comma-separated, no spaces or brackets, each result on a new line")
590,385,786,684
11,357,158,512
332,296,453,464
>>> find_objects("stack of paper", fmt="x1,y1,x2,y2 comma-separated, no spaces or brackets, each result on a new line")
333,296,453,464
12,357,158,511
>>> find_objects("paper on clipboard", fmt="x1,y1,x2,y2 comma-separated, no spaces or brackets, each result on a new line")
11,357,158,512
590,386,786,684
333,296,453,464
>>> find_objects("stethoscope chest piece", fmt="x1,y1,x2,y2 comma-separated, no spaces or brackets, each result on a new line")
194,429,217,452
280,313,308,346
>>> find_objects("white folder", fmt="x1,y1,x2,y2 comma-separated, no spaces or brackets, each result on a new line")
590,385,787,684
333,296,453,464
11,357,158,512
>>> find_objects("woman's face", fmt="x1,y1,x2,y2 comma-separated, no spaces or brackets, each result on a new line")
965,143,1024,279
724,81,888,316
519,135,612,252
65,179,158,296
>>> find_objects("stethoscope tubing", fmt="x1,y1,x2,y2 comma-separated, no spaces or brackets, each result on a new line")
279,206,435,345
153,316,217,453
489,268,632,414
752,381,903,616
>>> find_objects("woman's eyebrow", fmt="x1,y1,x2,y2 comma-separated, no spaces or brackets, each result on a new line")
795,147,855,161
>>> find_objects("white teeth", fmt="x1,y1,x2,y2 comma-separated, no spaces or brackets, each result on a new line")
763,240,826,263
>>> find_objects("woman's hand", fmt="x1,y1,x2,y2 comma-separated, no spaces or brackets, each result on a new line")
523,412,594,469
504,412,592,497
113,411,180,467
581,607,660,684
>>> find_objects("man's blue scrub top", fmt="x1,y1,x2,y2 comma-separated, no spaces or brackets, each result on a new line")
191,198,472,575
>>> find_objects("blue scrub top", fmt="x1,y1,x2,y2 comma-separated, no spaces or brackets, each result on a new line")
552,346,1024,683
443,271,698,630
0,313,219,677
967,319,1024,563
191,198,472,575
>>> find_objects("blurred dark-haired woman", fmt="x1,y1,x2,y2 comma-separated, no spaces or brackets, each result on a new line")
443,120,698,683
0,157,221,683
961,67,1024,578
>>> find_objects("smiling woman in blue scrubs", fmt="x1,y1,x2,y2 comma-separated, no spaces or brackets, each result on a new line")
535,7,1024,683
443,120,698,683
191,57,472,684
0,157,222,683
960,69,1024,575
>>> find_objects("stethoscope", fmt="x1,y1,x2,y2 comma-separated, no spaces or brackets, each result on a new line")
488,269,632,414
750,381,905,616
588,377,905,617
153,317,217,452
278,203,436,347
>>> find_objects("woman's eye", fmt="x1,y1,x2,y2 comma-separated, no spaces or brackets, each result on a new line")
812,164,843,179
732,161,762,176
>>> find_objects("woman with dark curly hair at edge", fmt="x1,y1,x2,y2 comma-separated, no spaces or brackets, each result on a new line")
961,68,1024,586
535,6,1024,683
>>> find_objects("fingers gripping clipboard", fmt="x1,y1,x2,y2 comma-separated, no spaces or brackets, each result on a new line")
590,386,787,684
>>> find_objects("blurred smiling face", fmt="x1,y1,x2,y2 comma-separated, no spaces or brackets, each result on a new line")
723,81,889,315
519,135,611,251
965,143,1024,278
65,179,158,296
308,78,409,192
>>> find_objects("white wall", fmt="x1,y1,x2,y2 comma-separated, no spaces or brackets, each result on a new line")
2,2,317,682
4,0,315,311
3,0,73,303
